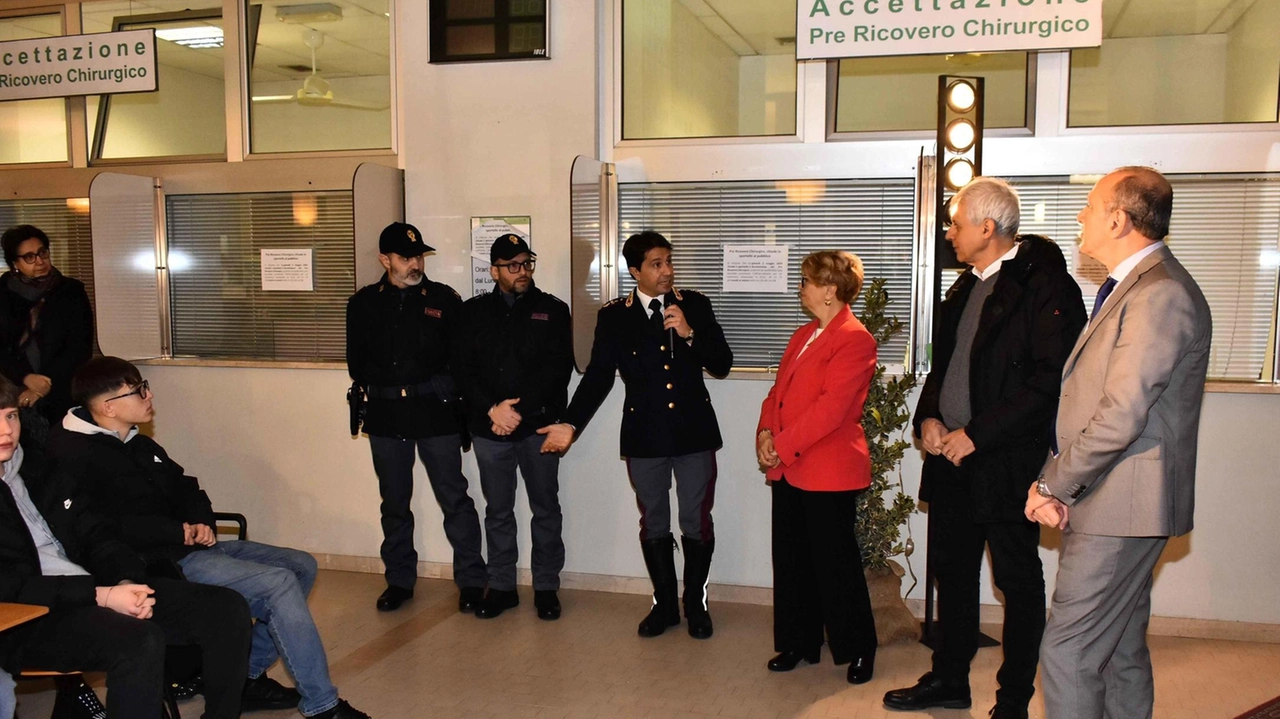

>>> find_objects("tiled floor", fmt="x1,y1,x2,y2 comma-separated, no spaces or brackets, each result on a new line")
15,570,1280,718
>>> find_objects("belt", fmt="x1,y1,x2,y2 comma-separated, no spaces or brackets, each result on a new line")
365,382,439,400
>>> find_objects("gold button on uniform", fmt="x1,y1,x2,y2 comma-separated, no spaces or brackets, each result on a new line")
663,364,670,370
660,345,666,352
666,383,673,390
668,402,675,409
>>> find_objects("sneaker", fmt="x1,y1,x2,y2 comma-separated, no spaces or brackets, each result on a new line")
242,674,301,711
310,698,372,718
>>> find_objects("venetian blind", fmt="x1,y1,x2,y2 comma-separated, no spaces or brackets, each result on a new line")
617,179,916,369
1013,175,1280,382
166,191,354,361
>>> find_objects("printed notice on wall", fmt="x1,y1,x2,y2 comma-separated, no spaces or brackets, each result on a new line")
260,249,314,291
469,216,531,298
723,245,789,293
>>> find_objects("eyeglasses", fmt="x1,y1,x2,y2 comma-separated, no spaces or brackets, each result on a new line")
16,248,50,265
105,380,149,403
799,276,811,288
495,259,536,273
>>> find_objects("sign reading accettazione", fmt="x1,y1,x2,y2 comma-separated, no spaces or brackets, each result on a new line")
0,29,157,102
796,0,1102,60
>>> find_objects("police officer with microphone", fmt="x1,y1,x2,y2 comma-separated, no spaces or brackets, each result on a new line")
539,230,732,639
456,234,573,621
347,222,487,614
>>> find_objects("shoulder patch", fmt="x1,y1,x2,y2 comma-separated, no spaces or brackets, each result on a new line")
603,297,625,308
678,288,705,298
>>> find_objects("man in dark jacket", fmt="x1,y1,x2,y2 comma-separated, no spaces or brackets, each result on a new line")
456,234,573,621
883,178,1086,719
346,222,486,614
539,231,733,640
46,356,371,719
0,375,251,719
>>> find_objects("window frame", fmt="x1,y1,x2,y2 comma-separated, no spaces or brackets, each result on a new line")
0,5,73,168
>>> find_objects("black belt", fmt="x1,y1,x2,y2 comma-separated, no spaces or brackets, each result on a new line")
365,382,439,400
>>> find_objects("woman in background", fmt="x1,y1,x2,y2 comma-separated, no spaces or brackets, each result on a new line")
0,225,94,441
756,250,878,684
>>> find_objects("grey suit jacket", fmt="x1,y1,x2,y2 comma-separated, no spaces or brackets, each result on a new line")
1043,244,1211,537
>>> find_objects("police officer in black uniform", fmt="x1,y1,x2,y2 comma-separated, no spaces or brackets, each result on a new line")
346,222,486,613
539,230,732,639
456,234,573,621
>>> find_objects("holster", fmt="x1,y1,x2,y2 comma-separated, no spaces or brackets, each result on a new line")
346,381,366,436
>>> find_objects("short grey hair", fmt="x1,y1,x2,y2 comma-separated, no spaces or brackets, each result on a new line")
954,176,1021,238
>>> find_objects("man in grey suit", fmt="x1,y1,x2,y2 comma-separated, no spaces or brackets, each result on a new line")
1026,166,1211,719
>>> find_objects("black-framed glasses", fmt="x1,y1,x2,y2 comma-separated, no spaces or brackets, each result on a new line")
17,247,50,264
495,259,536,273
105,380,150,403
799,276,811,288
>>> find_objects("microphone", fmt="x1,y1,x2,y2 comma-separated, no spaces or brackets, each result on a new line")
666,298,676,359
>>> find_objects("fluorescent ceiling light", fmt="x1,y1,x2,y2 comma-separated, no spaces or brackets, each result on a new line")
276,3,343,24
155,25,224,48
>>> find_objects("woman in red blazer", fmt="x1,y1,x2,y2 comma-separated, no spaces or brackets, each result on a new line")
756,250,878,685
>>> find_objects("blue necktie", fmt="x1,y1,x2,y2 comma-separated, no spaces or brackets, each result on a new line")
1091,276,1118,322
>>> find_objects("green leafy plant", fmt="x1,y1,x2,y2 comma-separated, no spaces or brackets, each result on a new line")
857,278,918,571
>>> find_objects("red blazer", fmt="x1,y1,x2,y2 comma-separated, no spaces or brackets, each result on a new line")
756,305,877,492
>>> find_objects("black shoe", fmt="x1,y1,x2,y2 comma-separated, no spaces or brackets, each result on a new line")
681,535,715,640
883,672,971,710
52,677,106,719
637,535,681,637
767,648,821,672
168,674,203,700
376,585,413,612
989,702,1029,719
846,654,875,685
458,586,485,613
475,589,520,619
310,699,372,719
241,674,301,711
534,590,562,620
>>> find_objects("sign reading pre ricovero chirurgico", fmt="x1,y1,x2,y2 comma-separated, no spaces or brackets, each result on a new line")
796,0,1102,60
0,29,157,102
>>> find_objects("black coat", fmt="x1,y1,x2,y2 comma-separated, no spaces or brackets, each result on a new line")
45,417,216,565
564,288,732,458
0,445,147,672
0,273,95,422
914,235,1087,522
346,274,466,439
456,284,574,442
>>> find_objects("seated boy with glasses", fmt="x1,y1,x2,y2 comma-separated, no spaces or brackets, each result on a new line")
45,357,370,719
0,374,252,718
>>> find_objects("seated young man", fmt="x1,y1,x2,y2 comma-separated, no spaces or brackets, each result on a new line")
0,376,251,718
48,357,368,719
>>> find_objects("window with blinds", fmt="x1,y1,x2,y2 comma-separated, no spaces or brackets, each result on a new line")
1013,175,1280,382
165,191,354,361
617,180,917,369
0,199,99,352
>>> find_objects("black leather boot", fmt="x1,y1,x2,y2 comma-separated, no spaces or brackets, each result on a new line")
681,535,715,639
637,535,681,637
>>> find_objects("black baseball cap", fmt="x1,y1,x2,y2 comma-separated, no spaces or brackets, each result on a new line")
379,222,433,257
490,233,536,263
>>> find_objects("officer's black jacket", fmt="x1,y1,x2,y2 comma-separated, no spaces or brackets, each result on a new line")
564,288,732,458
346,273,464,439
456,284,574,442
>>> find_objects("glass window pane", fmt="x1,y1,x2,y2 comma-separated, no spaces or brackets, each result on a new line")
0,14,68,164
836,52,1027,132
622,0,797,140
81,1,226,159
1068,0,1280,127
247,0,392,154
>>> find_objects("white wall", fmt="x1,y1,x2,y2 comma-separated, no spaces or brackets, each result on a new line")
101,64,225,157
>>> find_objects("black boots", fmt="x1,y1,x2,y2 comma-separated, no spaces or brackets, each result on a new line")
681,535,714,639
637,535,681,637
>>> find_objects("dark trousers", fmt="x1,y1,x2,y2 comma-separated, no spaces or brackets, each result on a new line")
929,466,1045,707
473,435,565,591
369,433,486,591
771,478,877,664
20,578,251,719
624,451,716,541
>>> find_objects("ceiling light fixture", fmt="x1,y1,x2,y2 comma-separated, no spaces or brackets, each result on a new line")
275,3,344,24
155,25,224,48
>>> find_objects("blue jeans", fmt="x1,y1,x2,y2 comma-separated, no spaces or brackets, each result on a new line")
178,540,338,717
0,668,15,719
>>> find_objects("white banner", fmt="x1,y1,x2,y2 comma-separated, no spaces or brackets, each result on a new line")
0,29,157,102
796,0,1102,60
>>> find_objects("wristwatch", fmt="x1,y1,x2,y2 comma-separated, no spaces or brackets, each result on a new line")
685,328,695,343
1036,474,1054,498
